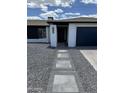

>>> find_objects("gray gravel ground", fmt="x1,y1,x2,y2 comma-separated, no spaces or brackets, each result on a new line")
27,43,56,93
27,44,97,93
69,49,97,93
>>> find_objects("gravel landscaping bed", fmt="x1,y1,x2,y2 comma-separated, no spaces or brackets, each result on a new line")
69,49,97,93
27,44,56,93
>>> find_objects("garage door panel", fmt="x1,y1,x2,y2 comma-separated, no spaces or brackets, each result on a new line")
76,27,97,46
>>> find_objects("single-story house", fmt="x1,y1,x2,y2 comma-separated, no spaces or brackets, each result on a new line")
27,17,97,47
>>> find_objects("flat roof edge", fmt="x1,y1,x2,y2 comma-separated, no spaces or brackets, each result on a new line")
47,21,97,23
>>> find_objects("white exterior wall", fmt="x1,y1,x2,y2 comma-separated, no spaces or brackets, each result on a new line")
68,24,77,47
27,39,48,43
50,24,57,47
27,26,49,43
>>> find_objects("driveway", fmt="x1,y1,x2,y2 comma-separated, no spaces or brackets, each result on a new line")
80,50,97,71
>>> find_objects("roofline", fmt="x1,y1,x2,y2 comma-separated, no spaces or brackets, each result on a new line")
27,20,49,26
27,19,47,21
27,17,97,24
47,17,97,23
27,25,49,26
47,21,97,23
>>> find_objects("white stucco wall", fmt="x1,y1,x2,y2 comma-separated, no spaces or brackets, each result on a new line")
50,24,57,47
27,26,49,43
27,39,48,43
68,24,77,47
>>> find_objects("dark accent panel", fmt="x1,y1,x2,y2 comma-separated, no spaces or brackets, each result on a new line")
76,27,97,46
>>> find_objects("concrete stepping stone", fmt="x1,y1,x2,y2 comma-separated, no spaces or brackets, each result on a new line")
57,53,69,58
56,60,72,69
58,50,68,52
52,75,79,92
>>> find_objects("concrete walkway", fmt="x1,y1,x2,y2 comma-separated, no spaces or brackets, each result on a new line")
46,49,85,93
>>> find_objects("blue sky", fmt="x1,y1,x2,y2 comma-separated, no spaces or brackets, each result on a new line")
27,0,97,20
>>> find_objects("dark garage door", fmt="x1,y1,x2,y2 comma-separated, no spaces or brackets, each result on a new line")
76,27,97,46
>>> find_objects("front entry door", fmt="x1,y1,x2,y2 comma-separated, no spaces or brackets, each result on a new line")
57,27,67,43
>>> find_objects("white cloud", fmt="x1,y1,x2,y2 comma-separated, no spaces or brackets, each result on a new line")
27,1,48,13
27,2,40,8
40,11,59,19
64,12,80,16
27,0,75,8
54,9,63,13
39,12,80,20
46,0,72,7
40,8,64,19
27,0,44,4
59,12,81,19
40,4,48,12
27,0,45,8
80,14,97,18
80,0,97,4
27,1,48,12
58,0,75,7
55,0,61,6
27,16,41,20
60,14,96,19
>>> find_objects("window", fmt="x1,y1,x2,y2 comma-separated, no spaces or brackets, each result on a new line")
38,27,46,38
27,26,47,39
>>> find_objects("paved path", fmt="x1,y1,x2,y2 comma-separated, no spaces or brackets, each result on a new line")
46,49,97,93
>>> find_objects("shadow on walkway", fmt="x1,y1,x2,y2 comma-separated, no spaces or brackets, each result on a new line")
27,42,97,50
